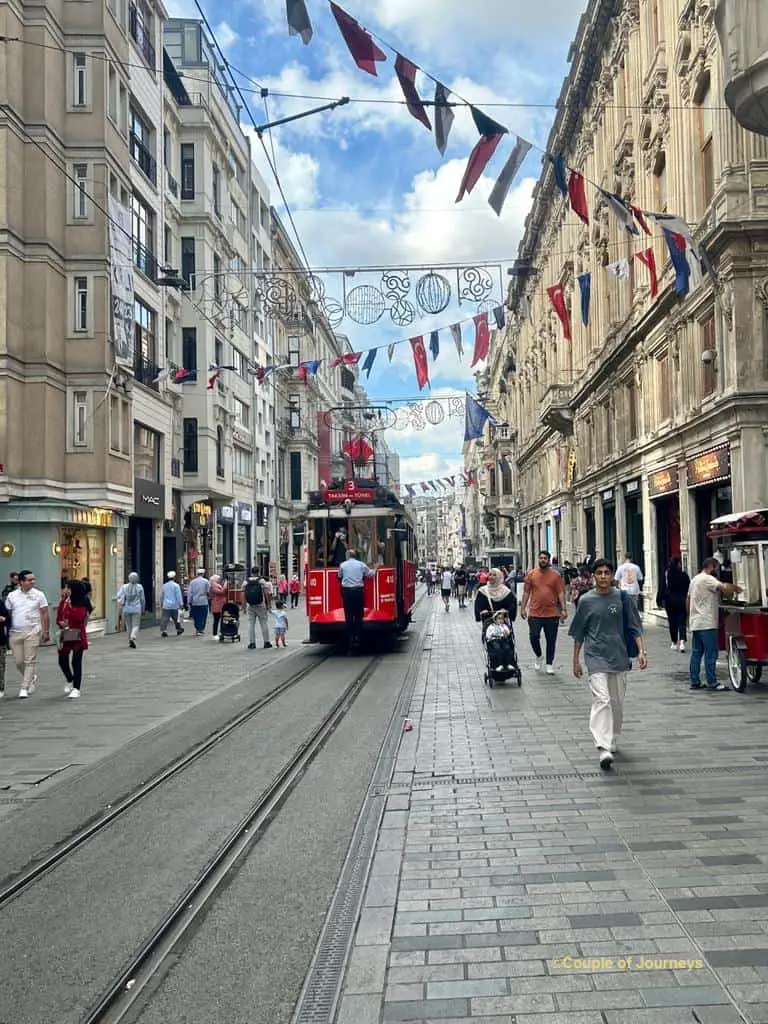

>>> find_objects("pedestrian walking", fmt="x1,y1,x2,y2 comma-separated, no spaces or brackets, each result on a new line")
474,568,518,625
425,568,434,596
187,569,211,636
289,574,301,608
277,574,289,603
657,556,690,652
338,547,374,653
687,557,741,691
440,567,453,611
160,571,185,637
244,570,273,649
270,601,289,647
6,570,50,698
570,564,594,608
209,575,227,637
614,553,644,607
454,565,468,608
56,579,90,698
116,572,145,648
520,550,567,674
2,571,18,600
569,558,647,770
0,591,10,699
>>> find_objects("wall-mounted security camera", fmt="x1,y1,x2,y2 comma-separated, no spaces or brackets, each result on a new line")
701,348,717,365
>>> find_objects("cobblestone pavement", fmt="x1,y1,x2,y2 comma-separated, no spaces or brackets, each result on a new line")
335,594,768,1024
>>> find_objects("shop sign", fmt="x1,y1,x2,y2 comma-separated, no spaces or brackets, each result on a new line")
191,501,212,528
218,505,235,523
648,466,679,498
70,507,115,528
601,488,615,504
133,478,165,520
236,502,253,524
686,445,731,488
624,478,641,496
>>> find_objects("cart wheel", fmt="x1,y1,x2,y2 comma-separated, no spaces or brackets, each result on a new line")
727,637,749,692
516,671,523,687
747,663,763,684
487,673,494,689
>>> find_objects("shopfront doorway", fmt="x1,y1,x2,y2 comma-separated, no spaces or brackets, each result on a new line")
601,489,616,563
686,445,732,567
127,517,155,611
584,507,596,560
624,479,644,574
694,485,733,562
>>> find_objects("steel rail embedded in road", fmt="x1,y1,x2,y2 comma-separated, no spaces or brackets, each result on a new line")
81,654,383,1024
0,652,332,911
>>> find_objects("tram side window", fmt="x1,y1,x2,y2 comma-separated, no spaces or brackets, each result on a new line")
375,517,391,564
731,545,762,605
310,520,327,568
763,545,768,605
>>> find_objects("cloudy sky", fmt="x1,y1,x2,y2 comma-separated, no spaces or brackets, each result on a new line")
170,0,584,483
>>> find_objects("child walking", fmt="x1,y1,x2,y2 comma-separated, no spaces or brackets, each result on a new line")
270,601,289,647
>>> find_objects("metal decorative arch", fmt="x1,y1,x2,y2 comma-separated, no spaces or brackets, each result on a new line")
345,285,387,325
415,272,452,315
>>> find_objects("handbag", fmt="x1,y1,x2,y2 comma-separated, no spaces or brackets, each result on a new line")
60,627,80,643
619,591,640,660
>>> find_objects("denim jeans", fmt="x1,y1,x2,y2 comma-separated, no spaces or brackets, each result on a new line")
690,628,719,687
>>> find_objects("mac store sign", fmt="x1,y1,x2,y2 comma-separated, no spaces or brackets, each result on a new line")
133,477,165,520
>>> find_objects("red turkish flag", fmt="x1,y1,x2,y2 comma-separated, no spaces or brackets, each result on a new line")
456,134,504,202
342,433,375,463
636,247,659,298
470,313,491,367
546,284,572,342
409,336,430,390
568,171,589,225
330,2,387,76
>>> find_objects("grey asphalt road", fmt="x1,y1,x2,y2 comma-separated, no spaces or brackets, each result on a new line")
132,650,414,1024
0,652,398,1024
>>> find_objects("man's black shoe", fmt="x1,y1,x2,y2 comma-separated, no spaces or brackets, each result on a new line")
248,643,256,649
264,641,272,648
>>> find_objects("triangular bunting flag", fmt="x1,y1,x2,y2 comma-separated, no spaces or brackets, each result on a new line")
606,258,630,281
286,0,313,44
546,284,572,342
548,153,568,195
394,54,431,131
405,484,415,497
636,248,658,298
464,394,496,442
450,323,464,360
433,81,454,156
173,368,193,383
456,108,508,203
153,368,170,383
410,336,430,390
662,228,690,297
387,343,396,362
492,306,505,330
577,272,591,327
330,2,387,76
329,352,362,369
470,312,491,368
630,204,651,235
420,482,429,493
207,369,221,390
429,330,439,361
647,212,695,248
488,137,532,216
361,347,377,378
568,171,589,225
601,190,638,235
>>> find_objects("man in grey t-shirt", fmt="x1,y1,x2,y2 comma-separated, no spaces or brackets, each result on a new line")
569,558,647,770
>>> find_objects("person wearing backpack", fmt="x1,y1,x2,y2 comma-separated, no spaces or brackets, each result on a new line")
243,572,272,649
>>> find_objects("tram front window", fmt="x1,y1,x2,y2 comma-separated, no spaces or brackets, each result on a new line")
348,519,374,564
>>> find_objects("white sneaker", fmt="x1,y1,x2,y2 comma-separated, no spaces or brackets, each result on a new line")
545,665,555,675
68,688,80,699
505,664,515,671
28,679,36,695
534,660,542,672
18,688,28,699
64,683,73,696
678,641,686,653
0,688,4,699
670,643,678,650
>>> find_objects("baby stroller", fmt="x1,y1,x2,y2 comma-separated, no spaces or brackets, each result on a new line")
481,612,522,688
218,601,241,643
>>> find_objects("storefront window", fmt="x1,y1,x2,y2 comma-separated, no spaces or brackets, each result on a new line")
730,545,762,606
60,527,106,618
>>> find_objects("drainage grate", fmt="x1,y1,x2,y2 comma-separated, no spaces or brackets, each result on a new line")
409,763,767,789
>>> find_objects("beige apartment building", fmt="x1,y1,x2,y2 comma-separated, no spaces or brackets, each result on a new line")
482,0,768,601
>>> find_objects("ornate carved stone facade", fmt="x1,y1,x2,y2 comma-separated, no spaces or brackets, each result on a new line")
480,0,768,598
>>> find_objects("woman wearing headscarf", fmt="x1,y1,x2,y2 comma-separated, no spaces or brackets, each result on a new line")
116,572,146,648
209,575,227,638
474,568,518,636
56,579,90,698
657,556,690,652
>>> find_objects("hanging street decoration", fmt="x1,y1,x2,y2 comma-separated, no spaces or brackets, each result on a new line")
433,82,455,156
456,108,508,203
546,284,572,342
464,394,496,442
568,171,590,225
330,2,387,75
394,54,432,130
415,272,451,314
636,248,658,298
410,336,430,391
577,272,591,327
488,138,532,217
470,312,491,368
286,0,313,44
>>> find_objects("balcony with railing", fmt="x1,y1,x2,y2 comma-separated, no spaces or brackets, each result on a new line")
133,353,161,391
539,383,574,435
129,3,156,68
166,169,178,198
130,132,157,185
133,240,157,282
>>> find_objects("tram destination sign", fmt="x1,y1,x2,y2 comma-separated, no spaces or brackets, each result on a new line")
324,487,376,503
686,445,730,488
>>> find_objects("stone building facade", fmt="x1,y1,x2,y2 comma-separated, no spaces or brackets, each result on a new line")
485,0,768,601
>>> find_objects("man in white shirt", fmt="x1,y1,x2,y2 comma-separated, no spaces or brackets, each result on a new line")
6,569,50,698
440,568,453,611
687,557,741,691
614,553,644,606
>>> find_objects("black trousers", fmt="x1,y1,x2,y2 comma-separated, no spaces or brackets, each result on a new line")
212,611,221,636
666,602,687,644
528,616,559,664
487,638,514,670
290,592,299,608
58,648,84,689
341,587,365,648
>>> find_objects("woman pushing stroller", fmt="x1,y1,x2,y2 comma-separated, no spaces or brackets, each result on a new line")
475,568,521,682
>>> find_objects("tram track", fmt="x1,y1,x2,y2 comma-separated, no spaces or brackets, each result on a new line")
0,651,333,912
80,653,383,1024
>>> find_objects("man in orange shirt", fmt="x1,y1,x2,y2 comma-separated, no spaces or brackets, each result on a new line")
521,550,567,675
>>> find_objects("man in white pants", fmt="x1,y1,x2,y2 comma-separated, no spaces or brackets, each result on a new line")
569,558,647,770
6,569,50,698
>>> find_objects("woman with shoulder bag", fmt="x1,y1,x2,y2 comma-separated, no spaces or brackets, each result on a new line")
56,580,90,699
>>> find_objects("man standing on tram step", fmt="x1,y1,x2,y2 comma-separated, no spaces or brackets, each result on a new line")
569,558,647,770
687,557,741,691
160,571,185,637
244,571,272,649
338,547,374,654
521,550,568,674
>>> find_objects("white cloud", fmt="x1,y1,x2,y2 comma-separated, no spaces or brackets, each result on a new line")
216,20,238,50
247,130,321,208
399,452,464,483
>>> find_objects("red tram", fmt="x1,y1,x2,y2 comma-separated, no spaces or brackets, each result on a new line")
305,480,417,645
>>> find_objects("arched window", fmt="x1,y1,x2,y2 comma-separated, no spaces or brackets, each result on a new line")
216,426,224,478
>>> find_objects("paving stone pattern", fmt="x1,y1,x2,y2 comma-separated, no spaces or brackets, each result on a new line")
335,594,768,1024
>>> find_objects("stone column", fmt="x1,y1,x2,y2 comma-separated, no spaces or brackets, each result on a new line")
731,426,768,510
